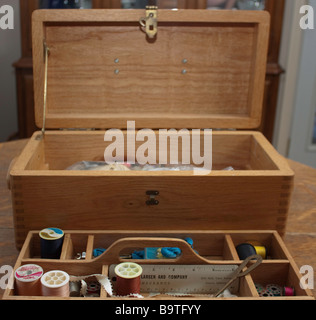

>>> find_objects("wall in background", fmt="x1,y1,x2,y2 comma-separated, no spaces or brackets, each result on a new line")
0,0,21,142
273,0,316,169
273,0,304,156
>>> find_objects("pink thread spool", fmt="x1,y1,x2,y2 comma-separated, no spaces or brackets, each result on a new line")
14,264,43,296
283,286,295,296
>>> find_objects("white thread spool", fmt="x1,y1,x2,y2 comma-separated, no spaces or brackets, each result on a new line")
14,264,43,296
41,270,70,297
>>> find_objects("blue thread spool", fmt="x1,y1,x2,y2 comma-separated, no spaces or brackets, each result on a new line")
236,243,257,260
40,228,64,259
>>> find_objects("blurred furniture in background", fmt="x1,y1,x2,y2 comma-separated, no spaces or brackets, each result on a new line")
13,0,285,142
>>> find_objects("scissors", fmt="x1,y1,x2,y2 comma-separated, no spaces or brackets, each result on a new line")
214,254,263,297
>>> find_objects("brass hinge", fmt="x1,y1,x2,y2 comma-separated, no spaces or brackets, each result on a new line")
139,6,158,39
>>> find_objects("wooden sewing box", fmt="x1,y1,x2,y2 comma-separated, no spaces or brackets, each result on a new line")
4,8,314,301
7,8,295,249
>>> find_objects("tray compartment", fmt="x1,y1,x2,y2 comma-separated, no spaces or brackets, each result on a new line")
92,232,237,261
229,232,290,260
250,262,310,299
3,230,314,300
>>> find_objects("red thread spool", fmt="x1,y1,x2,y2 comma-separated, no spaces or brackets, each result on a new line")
14,264,43,296
114,262,143,296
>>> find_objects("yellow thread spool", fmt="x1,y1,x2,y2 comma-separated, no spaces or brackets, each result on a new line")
246,240,267,259
254,246,267,259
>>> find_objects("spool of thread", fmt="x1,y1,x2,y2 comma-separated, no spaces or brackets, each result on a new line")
236,243,257,260
41,270,70,297
114,262,143,296
40,228,64,259
69,281,81,297
246,240,267,259
254,246,267,259
283,286,295,296
14,264,43,296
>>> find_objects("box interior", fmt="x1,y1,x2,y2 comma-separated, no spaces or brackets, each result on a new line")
23,131,280,172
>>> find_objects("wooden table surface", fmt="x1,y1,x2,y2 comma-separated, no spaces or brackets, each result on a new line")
0,139,315,299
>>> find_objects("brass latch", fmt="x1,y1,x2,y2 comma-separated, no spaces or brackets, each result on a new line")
139,6,158,39
146,190,159,206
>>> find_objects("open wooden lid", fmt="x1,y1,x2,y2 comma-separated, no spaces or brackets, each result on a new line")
32,9,270,130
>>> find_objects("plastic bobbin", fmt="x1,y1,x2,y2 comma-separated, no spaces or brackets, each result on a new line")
87,281,101,294
85,280,101,297
41,270,70,297
266,284,282,297
259,290,274,297
255,283,265,296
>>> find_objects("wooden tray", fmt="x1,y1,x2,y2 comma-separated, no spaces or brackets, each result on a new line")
3,230,314,300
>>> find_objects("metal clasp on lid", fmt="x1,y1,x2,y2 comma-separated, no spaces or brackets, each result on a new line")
146,190,159,206
139,6,158,39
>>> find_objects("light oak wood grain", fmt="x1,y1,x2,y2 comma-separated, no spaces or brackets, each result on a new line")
1,141,315,300
32,9,269,130
8,130,294,248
